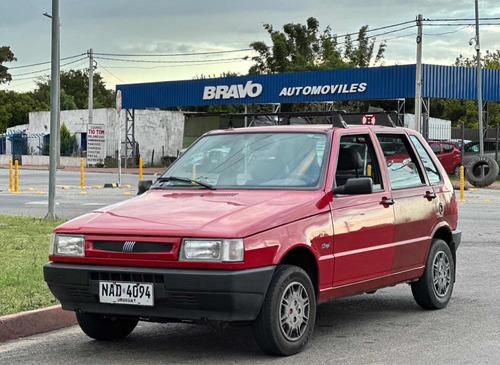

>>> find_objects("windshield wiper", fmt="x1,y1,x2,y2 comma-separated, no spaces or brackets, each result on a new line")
155,176,216,190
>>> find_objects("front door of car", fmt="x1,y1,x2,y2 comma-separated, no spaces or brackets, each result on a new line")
331,133,395,288
376,133,439,272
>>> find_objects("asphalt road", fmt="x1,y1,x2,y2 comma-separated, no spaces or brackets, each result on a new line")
0,183,499,364
0,169,155,219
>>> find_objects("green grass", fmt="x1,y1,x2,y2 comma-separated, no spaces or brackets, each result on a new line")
0,215,65,316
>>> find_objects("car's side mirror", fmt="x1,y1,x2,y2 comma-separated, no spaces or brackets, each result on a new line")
138,180,153,195
333,177,373,195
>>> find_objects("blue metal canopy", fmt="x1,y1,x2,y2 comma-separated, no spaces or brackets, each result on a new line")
116,64,500,109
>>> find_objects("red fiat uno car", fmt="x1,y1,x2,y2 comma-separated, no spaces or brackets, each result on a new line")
44,112,460,356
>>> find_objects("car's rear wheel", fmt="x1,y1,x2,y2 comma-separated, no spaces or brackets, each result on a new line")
76,311,138,340
253,265,316,356
411,239,455,309
453,164,461,177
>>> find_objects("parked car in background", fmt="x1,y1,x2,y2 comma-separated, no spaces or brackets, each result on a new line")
429,141,462,176
463,139,500,166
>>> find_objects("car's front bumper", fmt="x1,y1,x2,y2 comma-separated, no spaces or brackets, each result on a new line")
44,262,276,323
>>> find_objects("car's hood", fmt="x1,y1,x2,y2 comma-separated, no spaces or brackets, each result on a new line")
56,189,329,237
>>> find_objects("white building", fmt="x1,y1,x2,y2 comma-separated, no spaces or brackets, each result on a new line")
0,108,185,167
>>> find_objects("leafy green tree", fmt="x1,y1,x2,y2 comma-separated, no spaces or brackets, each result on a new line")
30,69,115,110
0,91,49,133
59,123,77,156
248,17,386,75
455,50,500,69
0,46,16,84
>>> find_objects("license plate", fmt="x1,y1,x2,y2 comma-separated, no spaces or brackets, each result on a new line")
99,281,154,306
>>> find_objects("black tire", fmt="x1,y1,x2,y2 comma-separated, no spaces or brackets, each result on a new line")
453,164,461,178
253,265,316,356
465,155,499,187
411,239,455,309
76,311,138,340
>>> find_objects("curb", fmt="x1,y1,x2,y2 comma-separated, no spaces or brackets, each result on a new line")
0,305,77,343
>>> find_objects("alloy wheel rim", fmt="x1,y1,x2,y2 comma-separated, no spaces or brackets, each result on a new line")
432,251,451,297
279,281,310,341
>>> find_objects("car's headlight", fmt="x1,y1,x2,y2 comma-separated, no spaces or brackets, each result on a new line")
50,234,85,256
180,239,243,262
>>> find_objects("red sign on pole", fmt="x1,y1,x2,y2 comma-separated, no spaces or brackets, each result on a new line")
361,114,376,125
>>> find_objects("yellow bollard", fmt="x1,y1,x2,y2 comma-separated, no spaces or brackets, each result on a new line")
459,166,464,201
80,158,84,189
14,160,19,193
366,164,372,177
8,159,13,191
139,157,143,181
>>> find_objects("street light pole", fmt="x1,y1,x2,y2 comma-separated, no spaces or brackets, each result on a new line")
475,0,484,156
46,0,60,220
414,14,423,134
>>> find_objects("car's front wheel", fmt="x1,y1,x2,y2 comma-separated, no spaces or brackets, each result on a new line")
253,265,316,356
411,239,455,309
76,311,138,340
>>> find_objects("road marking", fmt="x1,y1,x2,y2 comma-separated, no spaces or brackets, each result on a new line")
25,202,60,205
81,203,105,206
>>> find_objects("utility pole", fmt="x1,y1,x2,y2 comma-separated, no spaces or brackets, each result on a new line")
414,14,423,134
475,0,484,155
88,48,94,127
46,0,60,220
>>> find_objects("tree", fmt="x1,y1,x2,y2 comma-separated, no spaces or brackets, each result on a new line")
0,46,16,84
0,90,49,133
248,17,386,75
30,69,115,110
455,50,500,69
59,123,77,156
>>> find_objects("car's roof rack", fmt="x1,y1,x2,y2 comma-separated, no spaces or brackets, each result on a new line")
220,110,397,129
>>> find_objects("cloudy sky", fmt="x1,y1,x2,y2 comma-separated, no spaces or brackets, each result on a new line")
1,0,499,93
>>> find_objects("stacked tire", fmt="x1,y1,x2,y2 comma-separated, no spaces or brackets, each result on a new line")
465,155,499,187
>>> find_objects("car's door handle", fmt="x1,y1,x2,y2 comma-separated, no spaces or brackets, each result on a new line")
424,192,437,200
380,198,395,206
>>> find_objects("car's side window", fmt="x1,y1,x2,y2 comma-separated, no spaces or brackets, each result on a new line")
410,135,442,185
335,134,383,191
431,144,441,154
377,134,425,189
443,144,454,153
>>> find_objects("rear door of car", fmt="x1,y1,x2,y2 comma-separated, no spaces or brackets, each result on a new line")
375,132,439,272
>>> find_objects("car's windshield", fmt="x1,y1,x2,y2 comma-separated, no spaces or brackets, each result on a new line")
157,132,328,189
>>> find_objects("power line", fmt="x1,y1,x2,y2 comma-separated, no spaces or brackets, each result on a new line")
95,58,252,70
95,60,126,83
423,25,471,36
93,48,255,57
333,19,415,39
10,57,88,77
7,53,86,70
424,22,500,27
424,17,500,22
93,55,249,64
336,25,416,45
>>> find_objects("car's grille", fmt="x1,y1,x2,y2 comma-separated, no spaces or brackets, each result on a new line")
90,271,164,284
93,241,173,253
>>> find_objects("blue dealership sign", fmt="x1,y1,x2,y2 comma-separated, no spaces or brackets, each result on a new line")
116,64,500,109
